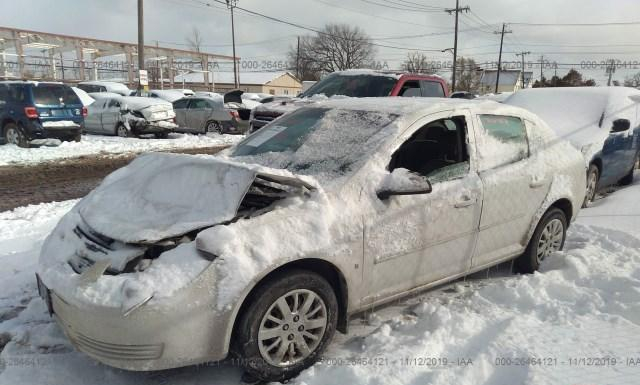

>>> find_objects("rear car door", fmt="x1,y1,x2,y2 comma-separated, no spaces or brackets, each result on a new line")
84,99,105,132
172,98,190,131
100,99,121,134
186,98,209,129
472,114,550,268
364,111,482,302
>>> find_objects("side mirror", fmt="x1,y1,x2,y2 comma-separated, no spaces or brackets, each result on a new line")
377,169,432,200
611,119,631,133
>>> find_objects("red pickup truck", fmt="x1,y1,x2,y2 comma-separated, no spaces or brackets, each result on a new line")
250,70,449,132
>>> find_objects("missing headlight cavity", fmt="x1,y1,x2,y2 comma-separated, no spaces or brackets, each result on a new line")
238,174,313,215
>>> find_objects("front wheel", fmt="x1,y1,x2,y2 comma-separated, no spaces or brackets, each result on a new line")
154,132,169,139
516,207,567,274
234,270,338,383
582,164,599,208
116,124,130,138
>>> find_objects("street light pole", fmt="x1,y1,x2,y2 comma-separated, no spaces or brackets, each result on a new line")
226,0,239,88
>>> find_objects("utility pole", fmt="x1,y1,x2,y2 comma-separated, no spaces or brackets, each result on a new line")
606,59,616,86
493,23,512,93
296,36,300,80
137,0,144,90
445,0,469,93
539,55,544,86
515,51,531,89
226,0,239,88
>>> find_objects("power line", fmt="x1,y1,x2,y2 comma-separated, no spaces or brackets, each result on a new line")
509,20,640,27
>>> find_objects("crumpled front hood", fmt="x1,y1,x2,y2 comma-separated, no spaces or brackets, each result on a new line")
77,152,315,244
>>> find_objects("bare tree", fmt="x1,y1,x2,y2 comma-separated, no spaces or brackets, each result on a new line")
186,27,204,53
289,24,375,78
455,57,482,92
402,52,436,74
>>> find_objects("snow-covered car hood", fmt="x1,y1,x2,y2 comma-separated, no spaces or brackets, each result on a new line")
119,97,175,121
254,95,336,115
77,152,316,244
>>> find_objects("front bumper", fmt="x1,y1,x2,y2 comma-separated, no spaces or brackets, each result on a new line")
46,274,232,371
131,120,176,135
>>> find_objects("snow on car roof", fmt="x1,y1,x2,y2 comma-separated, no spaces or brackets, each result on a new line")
104,95,172,109
505,86,640,148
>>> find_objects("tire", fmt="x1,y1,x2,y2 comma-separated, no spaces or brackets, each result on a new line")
515,207,567,274
582,164,599,208
3,123,28,147
73,132,82,142
234,270,338,383
619,154,638,186
154,132,169,139
204,120,223,134
115,124,130,138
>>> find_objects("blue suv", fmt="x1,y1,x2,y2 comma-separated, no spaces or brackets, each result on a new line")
0,81,86,147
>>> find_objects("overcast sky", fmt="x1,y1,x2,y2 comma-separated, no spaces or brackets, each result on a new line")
3,0,640,84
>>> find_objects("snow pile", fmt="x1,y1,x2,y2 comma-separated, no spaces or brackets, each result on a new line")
0,133,242,166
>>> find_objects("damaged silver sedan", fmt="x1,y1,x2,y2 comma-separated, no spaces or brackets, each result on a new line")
37,98,586,382
84,95,177,138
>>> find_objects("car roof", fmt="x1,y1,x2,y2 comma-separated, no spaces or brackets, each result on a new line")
311,97,528,117
0,80,65,86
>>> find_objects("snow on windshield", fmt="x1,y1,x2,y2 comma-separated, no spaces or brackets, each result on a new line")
231,107,399,184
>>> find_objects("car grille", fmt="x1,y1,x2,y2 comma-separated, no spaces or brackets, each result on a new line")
70,330,164,361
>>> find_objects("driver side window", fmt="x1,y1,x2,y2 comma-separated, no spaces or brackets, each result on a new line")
388,116,470,182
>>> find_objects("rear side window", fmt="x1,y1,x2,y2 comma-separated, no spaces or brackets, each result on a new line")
32,85,81,106
477,114,528,169
8,85,26,103
189,99,209,109
420,80,445,97
173,99,189,109
0,85,8,103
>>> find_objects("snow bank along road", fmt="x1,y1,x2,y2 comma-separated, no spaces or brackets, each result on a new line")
0,172,638,385
0,133,242,167
0,135,239,212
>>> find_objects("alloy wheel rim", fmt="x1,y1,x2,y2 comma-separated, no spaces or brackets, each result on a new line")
207,122,221,133
6,128,19,144
117,126,128,137
257,289,328,367
537,218,564,263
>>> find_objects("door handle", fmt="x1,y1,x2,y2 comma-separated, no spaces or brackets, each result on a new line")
454,196,475,208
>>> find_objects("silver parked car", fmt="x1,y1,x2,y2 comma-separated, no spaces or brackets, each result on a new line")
85,96,177,138
37,98,585,382
172,96,245,134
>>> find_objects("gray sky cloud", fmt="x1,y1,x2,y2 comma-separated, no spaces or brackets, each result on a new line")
3,0,640,84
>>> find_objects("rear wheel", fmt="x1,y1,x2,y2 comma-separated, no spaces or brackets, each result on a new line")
205,120,223,134
154,132,169,139
516,207,567,274
234,270,338,382
73,131,82,142
3,123,27,147
582,164,599,208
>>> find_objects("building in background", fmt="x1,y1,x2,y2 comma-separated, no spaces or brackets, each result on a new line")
478,69,533,94
174,71,302,95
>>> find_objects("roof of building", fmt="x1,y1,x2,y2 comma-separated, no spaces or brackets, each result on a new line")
174,71,299,85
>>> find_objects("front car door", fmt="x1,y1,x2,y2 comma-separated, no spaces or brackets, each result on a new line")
100,98,121,134
363,110,483,304
471,113,550,269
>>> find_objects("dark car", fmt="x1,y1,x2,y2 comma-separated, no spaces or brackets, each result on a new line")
250,70,449,132
0,81,86,147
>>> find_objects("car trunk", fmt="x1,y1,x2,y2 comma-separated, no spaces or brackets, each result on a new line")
32,84,84,126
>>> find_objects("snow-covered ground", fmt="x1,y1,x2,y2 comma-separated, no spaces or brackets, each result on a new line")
0,133,243,167
0,172,639,385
